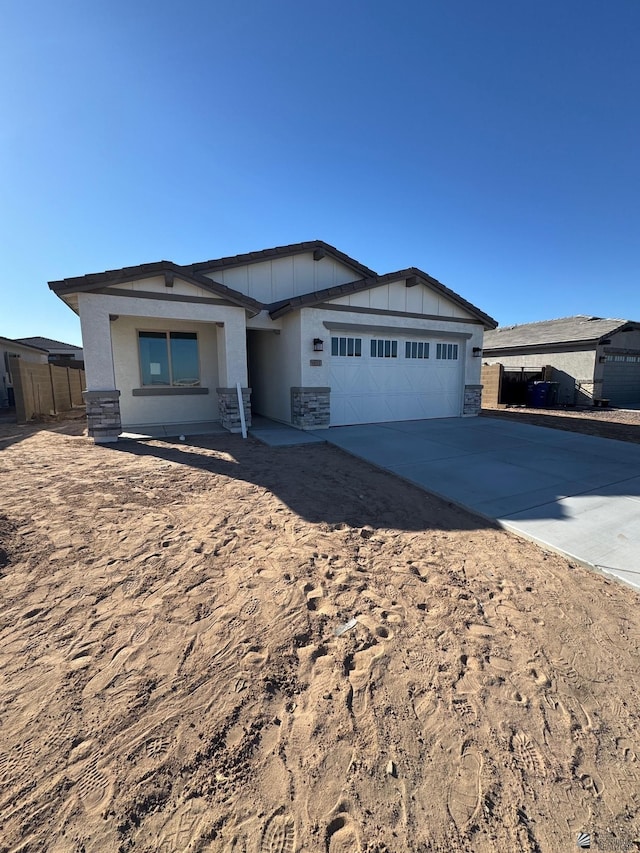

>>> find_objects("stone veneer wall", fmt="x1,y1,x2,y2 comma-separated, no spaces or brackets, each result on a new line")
463,384,483,416
291,387,330,429
83,390,122,443
217,387,252,433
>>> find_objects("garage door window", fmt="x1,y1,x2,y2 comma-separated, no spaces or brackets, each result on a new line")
604,354,640,363
436,343,458,360
405,342,429,359
331,336,362,357
371,339,398,358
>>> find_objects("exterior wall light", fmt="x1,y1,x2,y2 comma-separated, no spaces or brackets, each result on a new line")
473,347,482,357
313,338,324,352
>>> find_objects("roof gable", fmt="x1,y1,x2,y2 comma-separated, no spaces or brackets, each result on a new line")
48,261,262,314
268,267,497,329
48,244,496,329
189,240,377,280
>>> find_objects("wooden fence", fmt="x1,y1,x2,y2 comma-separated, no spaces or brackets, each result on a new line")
9,357,86,423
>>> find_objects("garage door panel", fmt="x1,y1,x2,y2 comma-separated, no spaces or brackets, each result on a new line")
329,334,463,426
602,361,640,405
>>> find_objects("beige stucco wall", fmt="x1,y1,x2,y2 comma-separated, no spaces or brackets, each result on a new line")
248,314,302,422
210,253,361,304
111,316,219,426
77,289,249,426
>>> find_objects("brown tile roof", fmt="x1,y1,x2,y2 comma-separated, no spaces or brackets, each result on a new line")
483,315,638,351
48,261,263,314
268,267,498,329
47,244,496,329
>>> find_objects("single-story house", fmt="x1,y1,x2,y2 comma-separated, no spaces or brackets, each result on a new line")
15,336,84,368
0,336,48,408
48,241,497,442
482,315,640,407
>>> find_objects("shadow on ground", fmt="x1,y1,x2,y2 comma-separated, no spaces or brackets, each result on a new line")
0,418,87,450
107,433,496,533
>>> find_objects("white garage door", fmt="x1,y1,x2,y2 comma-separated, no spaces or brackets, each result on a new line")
329,334,463,426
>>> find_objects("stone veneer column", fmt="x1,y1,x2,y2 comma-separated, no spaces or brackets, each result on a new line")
83,390,122,443
217,387,252,433
463,384,483,416
291,387,330,429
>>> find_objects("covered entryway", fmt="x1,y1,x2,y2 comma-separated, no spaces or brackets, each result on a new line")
329,332,464,426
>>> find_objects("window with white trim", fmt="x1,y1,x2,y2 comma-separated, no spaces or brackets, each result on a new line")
138,331,200,386
331,336,362,357
405,341,429,359
371,339,398,358
436,343,458,360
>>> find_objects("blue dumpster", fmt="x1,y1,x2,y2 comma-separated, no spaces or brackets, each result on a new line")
527,382,556,409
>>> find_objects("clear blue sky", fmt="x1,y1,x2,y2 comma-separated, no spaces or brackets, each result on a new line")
2,0,638,346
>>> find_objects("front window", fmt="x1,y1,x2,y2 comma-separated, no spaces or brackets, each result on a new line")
138,331,200,386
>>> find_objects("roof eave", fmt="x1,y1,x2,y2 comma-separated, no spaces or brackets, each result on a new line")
0,337,49,353
48,263,263,316
394,267,498,330
483,339,603,356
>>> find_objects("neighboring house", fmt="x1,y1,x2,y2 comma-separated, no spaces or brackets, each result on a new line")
15,336,84,367
0,336,48,407
483,315,640,407
48,240,497,442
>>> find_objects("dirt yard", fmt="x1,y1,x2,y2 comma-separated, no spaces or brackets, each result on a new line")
481,406,640,444
1,420,639,852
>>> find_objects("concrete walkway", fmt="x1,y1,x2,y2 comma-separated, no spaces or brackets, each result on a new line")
249,415,325,447
120,421,226,439
318,417,640,591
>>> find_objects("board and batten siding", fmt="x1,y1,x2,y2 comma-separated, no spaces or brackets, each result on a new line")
328,278,475,319
209,254,361,304
103,275,216,300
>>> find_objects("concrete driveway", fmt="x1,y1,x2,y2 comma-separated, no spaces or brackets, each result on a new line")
320,416,640,591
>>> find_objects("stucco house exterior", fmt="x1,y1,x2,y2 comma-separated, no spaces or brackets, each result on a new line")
48,241,497,442
0,336,48,408
483,315,640,407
